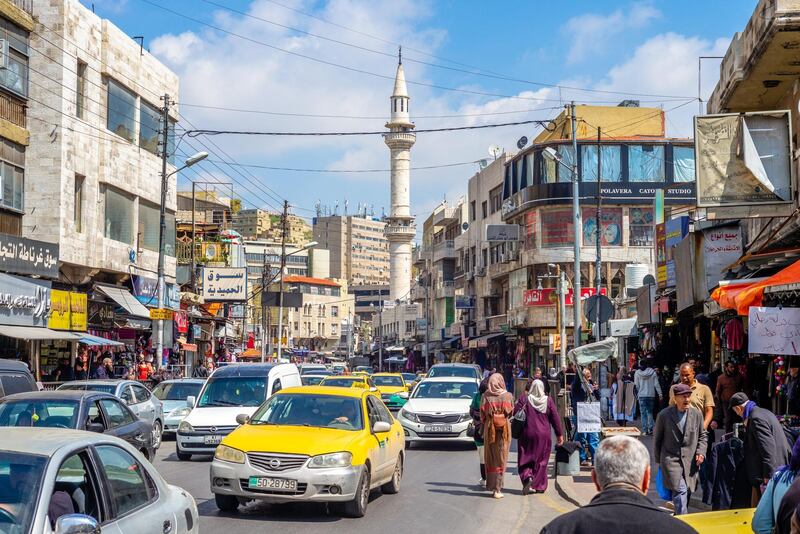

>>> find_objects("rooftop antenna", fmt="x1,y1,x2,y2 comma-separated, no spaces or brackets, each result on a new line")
315,200,322,218
344,199,349,216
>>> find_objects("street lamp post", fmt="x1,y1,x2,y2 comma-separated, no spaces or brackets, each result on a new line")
371,301,384,372
272,239,317,361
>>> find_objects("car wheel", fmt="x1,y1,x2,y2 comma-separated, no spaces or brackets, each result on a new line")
380,454,402,494
340,468,370,518
214,493,239,512
151,420,163,449
176,444,191,461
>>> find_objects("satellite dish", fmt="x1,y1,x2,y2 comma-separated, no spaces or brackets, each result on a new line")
488,145,502,159
517,136,528,150
478,159,488,170
643,274,656,286
461,222,470,232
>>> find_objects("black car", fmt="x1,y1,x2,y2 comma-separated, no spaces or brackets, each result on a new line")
0,360,36,399
0,390,156,460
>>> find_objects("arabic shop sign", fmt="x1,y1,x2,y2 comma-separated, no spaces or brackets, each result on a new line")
523,287,607,306
0,273,51,327
200,267,247,301
0,233,59,278
131,275,180,310
48,290,88,331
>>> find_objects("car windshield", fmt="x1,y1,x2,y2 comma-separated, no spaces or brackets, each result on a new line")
250,393,364,431
0,400,79,428
373,376,403,387
197,377,266,407
301,376,325,386
58,384,116,394
428,366,478,379
412,381,478,399
152,382,203,401
401,373,416,382
321,378,362,388
0,452,47,534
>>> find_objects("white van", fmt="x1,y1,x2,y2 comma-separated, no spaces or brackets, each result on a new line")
175,362,301,460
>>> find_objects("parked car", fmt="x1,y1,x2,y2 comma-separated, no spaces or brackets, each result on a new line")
57,379,165,449
396,376,480,446
0,359,36,399
301,374,329,386
426,363,482,380
0,428,198,533
299,364,328,375
0,390,156,459
371,373,409,410
151,378,206,437
331,364,348,375
176,363,301,460
210,385,404,517
354,366,374,375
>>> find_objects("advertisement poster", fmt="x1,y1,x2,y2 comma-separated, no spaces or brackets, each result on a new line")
748,306,800,355
523,287,606,306
655,223,667,286
702,226,742,292
541,208,574,247
200,267,247,301
48,290,87,331
665,216,689,287
524,210,537,250
582,207,622,247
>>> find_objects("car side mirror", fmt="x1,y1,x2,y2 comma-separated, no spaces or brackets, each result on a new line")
186,396,195,408
55,513,101,534
86,422,105,434
372,421,391,433
235,414,250,425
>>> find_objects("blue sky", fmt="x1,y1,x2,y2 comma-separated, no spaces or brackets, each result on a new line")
82,0,755,225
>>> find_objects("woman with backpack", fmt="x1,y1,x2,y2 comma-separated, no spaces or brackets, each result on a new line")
480,373,514,499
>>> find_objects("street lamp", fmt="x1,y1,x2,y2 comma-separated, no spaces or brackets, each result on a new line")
155,151,208,368
275,241,317,361
370,301,384,372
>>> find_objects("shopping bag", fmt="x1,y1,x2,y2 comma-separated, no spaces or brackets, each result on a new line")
655,467,672,500
576,402,601,433
511,409,525,439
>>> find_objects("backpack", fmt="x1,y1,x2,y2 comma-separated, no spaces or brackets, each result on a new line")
492,408,507,429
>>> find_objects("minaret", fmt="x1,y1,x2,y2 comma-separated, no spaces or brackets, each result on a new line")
384,48,416,303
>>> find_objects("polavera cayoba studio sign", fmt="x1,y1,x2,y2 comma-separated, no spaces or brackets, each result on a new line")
0,272,51,327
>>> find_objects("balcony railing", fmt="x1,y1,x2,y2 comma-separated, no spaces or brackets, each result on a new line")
432,240,456,262
10,0,32,15
176,240,228,265
0,94,25,128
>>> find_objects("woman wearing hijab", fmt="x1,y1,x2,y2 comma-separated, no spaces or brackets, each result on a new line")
754,435,800,533
514,379,564,495
480,373,514,498
470,377,489,486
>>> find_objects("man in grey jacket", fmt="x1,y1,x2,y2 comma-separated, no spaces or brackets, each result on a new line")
634,361,662,435
654,383,708,515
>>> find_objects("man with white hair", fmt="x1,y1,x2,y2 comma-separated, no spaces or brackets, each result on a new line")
540,436,697,534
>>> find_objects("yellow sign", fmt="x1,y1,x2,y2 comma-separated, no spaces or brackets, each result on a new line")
149,308,174,321
49,290,88,331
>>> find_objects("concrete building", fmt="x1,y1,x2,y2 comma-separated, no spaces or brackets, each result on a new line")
176,191,231,226
26,0,179,286
350,284,389,322
384,57,416,302
313,214,389,286
231,208,271,240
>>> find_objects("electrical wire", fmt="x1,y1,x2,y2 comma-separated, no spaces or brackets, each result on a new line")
199,159,485,173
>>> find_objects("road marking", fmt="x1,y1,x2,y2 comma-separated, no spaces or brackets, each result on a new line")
539,492,571,514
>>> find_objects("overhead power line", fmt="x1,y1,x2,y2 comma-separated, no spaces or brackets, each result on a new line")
202,159,484,173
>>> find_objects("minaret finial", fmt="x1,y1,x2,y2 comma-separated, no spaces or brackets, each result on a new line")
398,46,402,65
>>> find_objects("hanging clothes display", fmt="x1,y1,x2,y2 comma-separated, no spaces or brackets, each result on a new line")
725,317,744,351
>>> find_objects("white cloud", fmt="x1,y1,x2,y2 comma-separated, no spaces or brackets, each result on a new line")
563,3,661,64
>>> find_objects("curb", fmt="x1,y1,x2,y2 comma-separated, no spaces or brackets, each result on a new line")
553,473,584,508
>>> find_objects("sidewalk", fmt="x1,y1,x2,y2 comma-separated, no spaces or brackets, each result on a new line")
554,433,711,512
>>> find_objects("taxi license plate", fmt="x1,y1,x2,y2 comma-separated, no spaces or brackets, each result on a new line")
423,425,452,432
248,477,298,491
204,435,222,445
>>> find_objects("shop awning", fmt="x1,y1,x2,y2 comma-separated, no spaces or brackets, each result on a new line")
78,333,125,346
442,336,461,349
468,332,504,349
710,277,769,311
0,326,82,340
385,345,406,352
732,259,800,315
568,337,618,367
95,285,150,318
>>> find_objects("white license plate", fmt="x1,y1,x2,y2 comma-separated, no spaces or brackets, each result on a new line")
204,435,223,445
248,477,298,491
423,425,452,432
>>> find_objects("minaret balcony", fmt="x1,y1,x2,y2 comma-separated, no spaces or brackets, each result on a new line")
383,131,417,148
384,223,417,239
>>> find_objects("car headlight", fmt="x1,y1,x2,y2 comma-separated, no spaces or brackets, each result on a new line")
308,452,352,469
178,421,194,433
458,412,471,423
214,444,245,464
399,408,419,423
171,407,191,418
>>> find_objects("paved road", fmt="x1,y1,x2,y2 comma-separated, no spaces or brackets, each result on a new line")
152,439,576,534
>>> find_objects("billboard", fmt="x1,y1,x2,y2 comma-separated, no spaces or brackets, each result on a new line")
200,267,247,301
656,217,689,288
582,207,623,247
695,111,793,213
455,295,474,309
0,233,59,278
486,224,521,242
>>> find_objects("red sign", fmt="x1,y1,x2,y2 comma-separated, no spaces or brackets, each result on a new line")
524,287,607,306
174,310,189,334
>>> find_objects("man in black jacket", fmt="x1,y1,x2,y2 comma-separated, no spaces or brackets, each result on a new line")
540,435,697,534
730,392,791,506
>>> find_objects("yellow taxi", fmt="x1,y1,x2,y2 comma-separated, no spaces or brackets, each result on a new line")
320,375,375,389
371,373,409,410
677,508,754,533
210,385,404,517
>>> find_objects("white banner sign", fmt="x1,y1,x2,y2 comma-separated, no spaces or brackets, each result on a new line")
200,267,247,301
576,402,602,433
748,306,800,355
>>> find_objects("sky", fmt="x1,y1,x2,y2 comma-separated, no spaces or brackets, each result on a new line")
81,0,756,230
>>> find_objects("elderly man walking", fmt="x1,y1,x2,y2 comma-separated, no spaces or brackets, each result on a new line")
654,383,708,515
729,392,791,506
540,435,697,533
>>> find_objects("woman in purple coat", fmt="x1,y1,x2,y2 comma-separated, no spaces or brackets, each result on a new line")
514,379,564,494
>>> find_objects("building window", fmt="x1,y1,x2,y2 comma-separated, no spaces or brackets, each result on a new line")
581,145,622,182
489,186,502,214
557,145,575,183
106,79,136,143
104,186,134,244
331,305,338,317
629,207,654,246
628,145,664,182
673,146,695,183
74,174,84,232
481,201,487,219
76,60,87,119
0,43,28,97
139,100,160,155
470,201,476,221
0,139,23,212
138,200,160,253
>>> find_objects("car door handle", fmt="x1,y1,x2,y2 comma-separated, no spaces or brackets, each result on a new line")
163,520,172,534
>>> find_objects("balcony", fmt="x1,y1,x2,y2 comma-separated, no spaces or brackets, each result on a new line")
435,280,455,299
10,0,32,16
176,240,228,265
384,223,416,240
432,240,456,262
432,206,459,227
411,285,427,302
412,247,430,266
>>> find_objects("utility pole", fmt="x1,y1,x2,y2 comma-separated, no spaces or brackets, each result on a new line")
570,102,582,349
276,200,289,361
155,93,171,370
595,126,602,340
424,282,430,371
260,249,270,362
559,268,567,371
191,181,197,290
378,304,383,372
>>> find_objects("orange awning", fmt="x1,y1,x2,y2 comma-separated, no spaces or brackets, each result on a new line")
710,278,768,310
734,259,800,315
